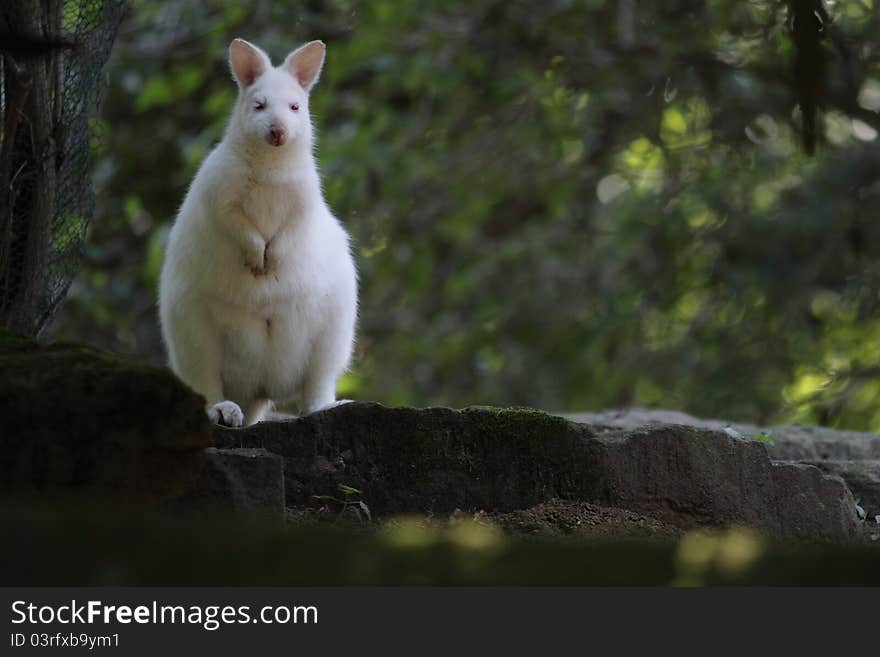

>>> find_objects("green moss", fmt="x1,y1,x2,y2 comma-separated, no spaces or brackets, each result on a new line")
463,404,568,422
459,405,573,436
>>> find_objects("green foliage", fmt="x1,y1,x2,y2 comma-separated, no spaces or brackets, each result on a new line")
313,483,371,524
53,0,880,429
753,432,777,445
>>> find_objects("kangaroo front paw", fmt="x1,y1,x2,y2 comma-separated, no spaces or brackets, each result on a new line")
208,401,244,427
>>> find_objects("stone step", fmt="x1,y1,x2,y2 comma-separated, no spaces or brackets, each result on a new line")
215,402,861,543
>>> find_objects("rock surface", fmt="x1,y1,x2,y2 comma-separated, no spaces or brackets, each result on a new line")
172,448,285,519
805,460,880,520
564,408,880,461
565,407,880,535
0,329,212,500
215,402,861,542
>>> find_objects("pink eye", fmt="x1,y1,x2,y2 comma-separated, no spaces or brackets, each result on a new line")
254,101,265,111
290,102,300,112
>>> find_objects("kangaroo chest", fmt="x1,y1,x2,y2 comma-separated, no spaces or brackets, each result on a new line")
240,178,306,239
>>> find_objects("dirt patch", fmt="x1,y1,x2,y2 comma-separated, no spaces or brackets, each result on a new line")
488,499,683,541
285,498,683,542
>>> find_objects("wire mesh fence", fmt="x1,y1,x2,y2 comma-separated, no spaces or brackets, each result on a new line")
0,0,125,337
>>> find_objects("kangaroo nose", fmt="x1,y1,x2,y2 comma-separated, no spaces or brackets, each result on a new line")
267,125,287,146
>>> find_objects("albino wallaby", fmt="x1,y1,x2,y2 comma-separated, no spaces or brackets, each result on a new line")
159,38,357,427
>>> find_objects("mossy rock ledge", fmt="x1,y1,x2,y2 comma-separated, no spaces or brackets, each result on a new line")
0,330,865,543
215,403,862,543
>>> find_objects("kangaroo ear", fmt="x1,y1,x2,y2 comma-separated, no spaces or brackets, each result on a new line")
283,40,325,92
229,38,270,87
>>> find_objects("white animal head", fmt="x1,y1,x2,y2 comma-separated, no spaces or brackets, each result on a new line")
227,38,325,149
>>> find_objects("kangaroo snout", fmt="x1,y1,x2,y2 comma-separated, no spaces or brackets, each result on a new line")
267,124,288,147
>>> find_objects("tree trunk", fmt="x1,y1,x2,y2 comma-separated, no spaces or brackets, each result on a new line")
0,0,63,335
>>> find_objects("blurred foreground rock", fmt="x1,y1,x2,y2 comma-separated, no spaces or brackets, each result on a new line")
1,500,879,586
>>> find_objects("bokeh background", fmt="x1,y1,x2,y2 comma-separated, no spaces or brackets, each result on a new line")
49,0,880,428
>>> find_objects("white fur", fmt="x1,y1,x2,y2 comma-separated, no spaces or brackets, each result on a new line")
159,39,357,426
